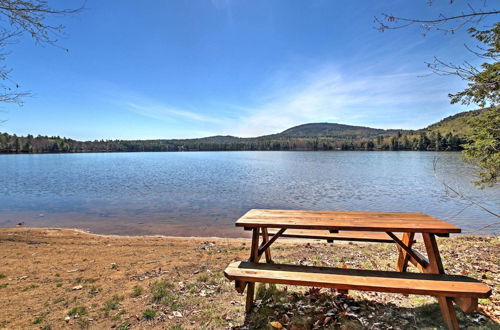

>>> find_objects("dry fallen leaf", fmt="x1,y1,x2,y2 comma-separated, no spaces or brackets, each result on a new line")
270,321,283,328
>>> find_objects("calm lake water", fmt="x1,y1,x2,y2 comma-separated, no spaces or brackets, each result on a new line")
0,151,498,237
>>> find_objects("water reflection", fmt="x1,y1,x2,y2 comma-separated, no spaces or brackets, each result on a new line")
0,151,498,236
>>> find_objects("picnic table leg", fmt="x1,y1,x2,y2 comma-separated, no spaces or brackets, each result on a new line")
396,232,415,272
422,233,459,330
245,228,260,313
261,228,273,263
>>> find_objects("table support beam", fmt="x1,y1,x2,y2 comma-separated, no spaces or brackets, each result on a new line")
421,233,459,330
396,232,415,272
258,228,286,258
387,232,428,270
261,228,273,263
245,228,260,313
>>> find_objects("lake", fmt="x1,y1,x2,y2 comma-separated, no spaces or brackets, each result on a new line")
0,151,498,237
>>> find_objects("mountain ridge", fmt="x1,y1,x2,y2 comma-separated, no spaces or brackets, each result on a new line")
0,109,481,153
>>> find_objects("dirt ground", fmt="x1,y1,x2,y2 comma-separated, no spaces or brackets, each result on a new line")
0,228,498,329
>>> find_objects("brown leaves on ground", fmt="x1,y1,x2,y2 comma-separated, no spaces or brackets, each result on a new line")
0,228,498,329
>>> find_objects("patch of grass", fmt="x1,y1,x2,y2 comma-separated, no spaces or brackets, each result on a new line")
410,295,431,306
142,309,156,320
256,283,289,303
76,317,90,329
150,280,181,308
0,273,5,279
54,273,60,277
131,285,143,297
186,282,197,294
102,295,123,316
21,284,38,291
67,306,87,317
414,303,446,326
116,323,130,330
479,298,492,306
33,317,44,324
208,274,220,285
196,274,209,283
0,283,8,289
56,283,63,288
150,280,174,301
169,325,185,330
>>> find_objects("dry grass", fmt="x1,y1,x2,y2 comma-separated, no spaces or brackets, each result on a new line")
0,228,498,329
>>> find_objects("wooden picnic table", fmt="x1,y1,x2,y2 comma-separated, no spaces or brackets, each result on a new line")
225,209,491,330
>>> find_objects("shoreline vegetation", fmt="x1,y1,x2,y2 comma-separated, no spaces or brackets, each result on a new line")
0,110,483,154
0,227,498,329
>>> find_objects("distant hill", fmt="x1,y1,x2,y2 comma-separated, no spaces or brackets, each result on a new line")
175,135,241,144
420,109,485,137
0,109,484,153
271,122,410,139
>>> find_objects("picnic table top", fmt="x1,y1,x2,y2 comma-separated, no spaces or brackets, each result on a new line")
236,209,461,234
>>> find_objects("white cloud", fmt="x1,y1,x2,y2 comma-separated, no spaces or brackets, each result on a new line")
119,63,468,138
218,65,464,137
127,102,222,125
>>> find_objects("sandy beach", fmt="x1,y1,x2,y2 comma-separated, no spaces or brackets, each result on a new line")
0,227,498,329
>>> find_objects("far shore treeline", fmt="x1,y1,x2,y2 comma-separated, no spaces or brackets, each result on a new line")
0,109,482,154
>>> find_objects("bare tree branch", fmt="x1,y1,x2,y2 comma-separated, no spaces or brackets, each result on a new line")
433,157,500,219
0,1,83,106
375,8,499,34
465,220,500,233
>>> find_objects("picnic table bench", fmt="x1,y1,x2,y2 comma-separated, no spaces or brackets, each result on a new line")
224,209,492,330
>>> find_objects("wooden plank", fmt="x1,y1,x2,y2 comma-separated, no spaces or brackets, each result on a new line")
258,228,286,258
261,228,272,263
397,232,415,272
235,280,245,294
422,233,445,274
453,297,478,313
245,228,260,313
224,262,491,298
263,229,405,243
421,233,459,330
387,232,428,269
236,209,461,234
438,296,460,330
249,228,260,262
407,249,428,273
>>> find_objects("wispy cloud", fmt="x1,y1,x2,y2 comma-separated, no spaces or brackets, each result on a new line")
127,102,222,125
218,64,465,137
117,63,467,138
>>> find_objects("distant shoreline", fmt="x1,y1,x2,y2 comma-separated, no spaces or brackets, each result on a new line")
0,149,464,155
2,110,482,153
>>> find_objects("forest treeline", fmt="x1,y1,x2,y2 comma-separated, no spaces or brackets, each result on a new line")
0,130,465,153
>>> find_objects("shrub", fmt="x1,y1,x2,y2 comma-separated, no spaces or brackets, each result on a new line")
131,285,143,297
142,309,156,320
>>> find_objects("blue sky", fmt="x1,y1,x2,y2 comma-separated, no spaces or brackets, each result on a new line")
1,0,497,140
